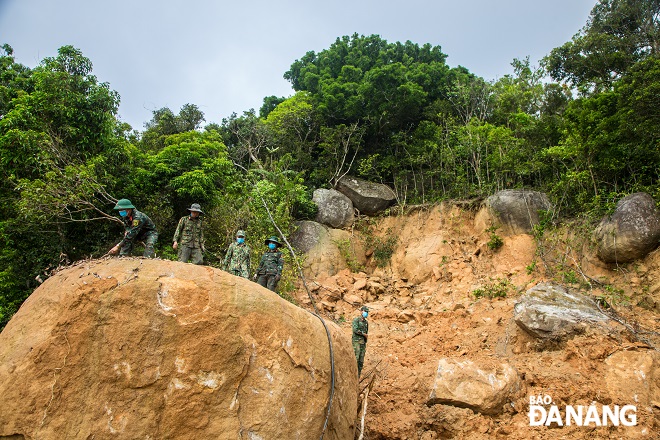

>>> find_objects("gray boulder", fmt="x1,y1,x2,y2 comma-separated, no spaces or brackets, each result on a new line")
475,190,552,235
290,220,328,254
289,221,365,278
594,192,660,263
513,283,611,341
335,176,396,216
313,188,354,229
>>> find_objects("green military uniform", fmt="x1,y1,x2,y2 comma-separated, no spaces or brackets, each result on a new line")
352,306,369,376
173,213,205,264
255,236,284,292
116,207,158,257
223,238,251,278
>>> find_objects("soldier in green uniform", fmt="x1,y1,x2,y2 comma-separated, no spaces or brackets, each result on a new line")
172,203,205,264
223,230,251,277
109,199,158,258
352,305,369,377
253,236,284,292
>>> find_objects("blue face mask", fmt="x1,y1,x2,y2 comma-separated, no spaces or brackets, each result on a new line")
362,311,368,318
237,237,245,244
119,210,128,217
268,243,276,250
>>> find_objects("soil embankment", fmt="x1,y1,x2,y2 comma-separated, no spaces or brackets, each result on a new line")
294,204,660,439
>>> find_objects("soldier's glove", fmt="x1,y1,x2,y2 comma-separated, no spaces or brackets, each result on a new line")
253,274,258,281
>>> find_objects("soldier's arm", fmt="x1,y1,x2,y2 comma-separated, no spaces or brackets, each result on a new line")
223,244,233,269
277,252,284,276
255,254,265,274
173,217,184,243
352,318,359,335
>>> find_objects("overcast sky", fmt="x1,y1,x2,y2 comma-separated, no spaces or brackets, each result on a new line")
0,0,596,130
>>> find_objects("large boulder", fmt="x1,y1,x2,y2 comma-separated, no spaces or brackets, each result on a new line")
290,221,365,279
475,190,552,235
0,258,357,440
335,175,396,216
594,192,660,263
513,283,613,341
313,188,354,229
427,358,523,415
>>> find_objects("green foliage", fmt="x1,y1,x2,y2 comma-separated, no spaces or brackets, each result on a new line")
368,228,398,268
472,277,512,299
526,260,537,275
140,104,206,151
486,226,504,251
335,238,364,272
544,0,660,93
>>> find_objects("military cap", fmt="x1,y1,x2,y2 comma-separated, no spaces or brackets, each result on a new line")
236,230,246,237
114,199,135,210
360,305,369,312
265,236,282,246
187,203,204,214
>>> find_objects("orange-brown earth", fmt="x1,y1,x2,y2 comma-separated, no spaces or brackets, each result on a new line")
291,203,660,439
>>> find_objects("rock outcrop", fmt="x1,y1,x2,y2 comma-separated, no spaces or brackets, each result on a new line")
290,220,365,279
336,175,396,216
427,358,523,415
313,188,354,229
475,190,552,235
594,192,660,263
0,258,357,440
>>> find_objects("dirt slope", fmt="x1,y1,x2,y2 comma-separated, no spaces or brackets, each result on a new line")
292,203,660,440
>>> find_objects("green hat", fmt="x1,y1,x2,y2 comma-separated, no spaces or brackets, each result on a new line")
113,199,135,210
187,203,204,214
265,236,281,247
236,230,246,237
361,305,369,312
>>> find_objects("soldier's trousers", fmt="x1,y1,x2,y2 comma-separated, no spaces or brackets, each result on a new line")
352,339,367,376
120,231,158,258
256,274,278,292
178,246,203,264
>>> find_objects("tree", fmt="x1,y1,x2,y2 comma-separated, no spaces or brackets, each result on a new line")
0,45,123,328
260,95,286,118
222,110,275,169
140,104,206,151
544,0,660,93
264,92,321,179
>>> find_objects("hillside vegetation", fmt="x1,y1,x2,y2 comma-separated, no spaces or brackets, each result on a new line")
1,0,659,327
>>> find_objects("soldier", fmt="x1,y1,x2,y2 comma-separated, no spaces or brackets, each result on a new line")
109,199,158,258
352,305,369,377
223,230,251,278
253,236,284,292
172,203,205,264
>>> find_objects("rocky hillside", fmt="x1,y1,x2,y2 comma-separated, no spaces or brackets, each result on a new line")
292,203,660,439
